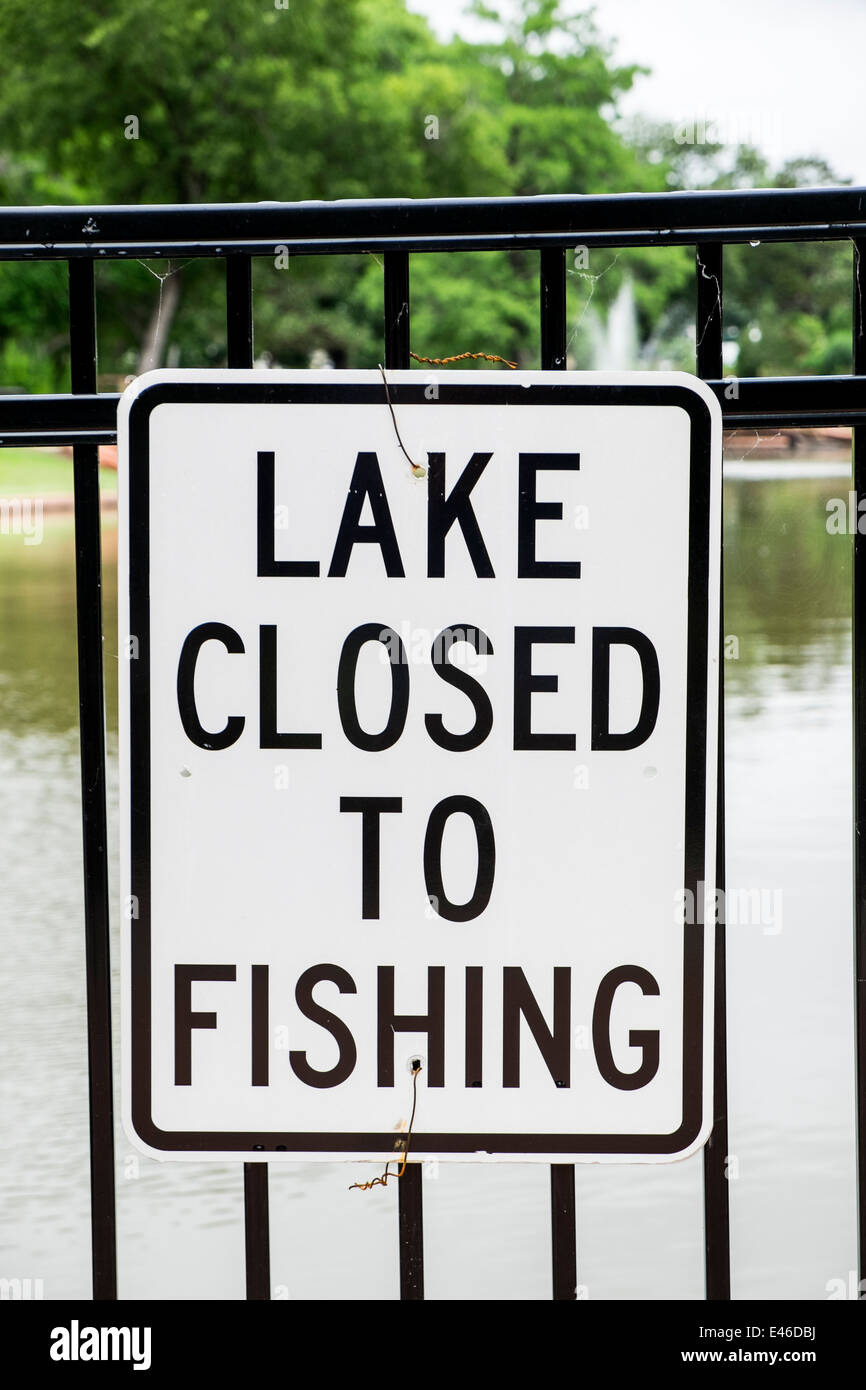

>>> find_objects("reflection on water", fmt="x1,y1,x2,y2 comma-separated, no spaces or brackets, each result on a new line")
720,470,855,1301
0,469,857,1300
724,476,850,703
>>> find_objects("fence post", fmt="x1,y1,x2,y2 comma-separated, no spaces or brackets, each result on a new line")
68,256,118,1301
696,241,731,1302
540,245,578,1301
226,254,272,1302
852,237,866,1291
382,249,425,1300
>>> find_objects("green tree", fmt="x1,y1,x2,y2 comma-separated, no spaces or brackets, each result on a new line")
2,0,845,386
619,128,853,377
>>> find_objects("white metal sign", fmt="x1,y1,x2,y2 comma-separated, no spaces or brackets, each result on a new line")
119,368,721,1163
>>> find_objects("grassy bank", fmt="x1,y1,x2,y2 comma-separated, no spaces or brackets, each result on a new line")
0,448,117,498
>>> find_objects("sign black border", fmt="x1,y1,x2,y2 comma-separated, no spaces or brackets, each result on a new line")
126,378,715,1156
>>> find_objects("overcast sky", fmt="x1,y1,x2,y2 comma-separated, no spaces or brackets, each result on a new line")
410,0,866,184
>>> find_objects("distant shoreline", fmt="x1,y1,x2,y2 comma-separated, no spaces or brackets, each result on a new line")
0,433,851,517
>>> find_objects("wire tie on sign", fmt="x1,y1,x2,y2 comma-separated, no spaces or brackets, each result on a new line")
378,364,426,478
349,1059,422,1192
409,350,518,369
379,352,517,479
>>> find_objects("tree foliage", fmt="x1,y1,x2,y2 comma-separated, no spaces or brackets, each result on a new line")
0,0,852,389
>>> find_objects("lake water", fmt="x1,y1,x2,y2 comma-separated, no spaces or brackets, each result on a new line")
0,461,858,1300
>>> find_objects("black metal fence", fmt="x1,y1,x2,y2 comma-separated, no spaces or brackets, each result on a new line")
1,188,864,1301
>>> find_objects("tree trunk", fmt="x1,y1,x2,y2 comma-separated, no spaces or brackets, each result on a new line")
137,267,183,374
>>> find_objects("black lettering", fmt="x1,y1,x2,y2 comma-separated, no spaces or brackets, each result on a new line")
174,964,236,1086
517,453,581,578
427,451,494,578
513,626,576,751
251,964,269,1087
176,622,245,750
259,625,322,749
257,450,319,577
592,965,660,1090
339,796,403,919
289,965,358,1088
465,966,483,1088
502,967,571,1087
591,628,660,750
337,624,409,751
377,966,445,1086
328,452,404,577
424,795,496,922
426,625,494,752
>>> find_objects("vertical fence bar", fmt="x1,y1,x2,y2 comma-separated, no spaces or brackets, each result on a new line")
225,255,272,1301
226,255,254,371
384,250,410,372
68,257,118,1301
696,241,731,1301
243,1162,271,1301
540,246,568,372
540,246,578,1301
853,238,866,1289
383,250,425,1300
550,1162,577,1301
398,1168,424,1301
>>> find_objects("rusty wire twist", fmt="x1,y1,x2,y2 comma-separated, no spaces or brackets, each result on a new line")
409,350,518,369
349,1061,422,1191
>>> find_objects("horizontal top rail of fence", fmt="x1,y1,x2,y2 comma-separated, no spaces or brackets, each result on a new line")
0,186,866,258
